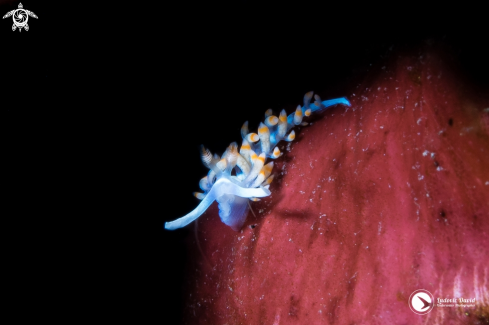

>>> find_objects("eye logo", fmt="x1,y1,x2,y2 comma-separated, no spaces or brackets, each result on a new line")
3,3,38,32
409,289,434,315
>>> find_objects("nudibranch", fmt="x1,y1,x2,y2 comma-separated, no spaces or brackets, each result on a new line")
164,92,351,231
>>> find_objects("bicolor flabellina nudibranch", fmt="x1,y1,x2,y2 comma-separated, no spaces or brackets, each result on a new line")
164,92,351,231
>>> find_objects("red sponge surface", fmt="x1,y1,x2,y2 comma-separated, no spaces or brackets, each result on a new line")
182,45,489,324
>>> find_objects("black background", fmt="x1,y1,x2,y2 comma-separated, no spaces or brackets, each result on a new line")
2,1,487,323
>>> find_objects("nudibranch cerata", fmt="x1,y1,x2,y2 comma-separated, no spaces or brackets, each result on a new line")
164,92,351,231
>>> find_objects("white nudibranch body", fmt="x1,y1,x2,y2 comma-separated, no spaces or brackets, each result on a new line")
164,92,351,231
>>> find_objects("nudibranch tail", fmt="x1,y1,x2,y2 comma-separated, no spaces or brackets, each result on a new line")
309,97,351,113
164,92,350,231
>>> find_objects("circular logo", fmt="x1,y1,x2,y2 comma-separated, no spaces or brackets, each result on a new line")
409,289,434,315
13,9,28,27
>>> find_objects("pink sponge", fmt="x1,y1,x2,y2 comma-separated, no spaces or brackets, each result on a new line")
181,44,489,324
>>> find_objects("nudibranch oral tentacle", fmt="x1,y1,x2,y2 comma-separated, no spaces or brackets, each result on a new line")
164,178,271,230
164,92,351,231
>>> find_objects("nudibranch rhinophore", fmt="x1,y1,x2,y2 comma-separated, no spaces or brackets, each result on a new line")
164,92,351,231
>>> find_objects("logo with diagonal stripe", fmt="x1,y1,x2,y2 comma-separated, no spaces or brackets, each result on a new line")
409,289,434,315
